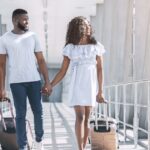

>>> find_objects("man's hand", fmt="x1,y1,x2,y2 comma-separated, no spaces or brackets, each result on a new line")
0,89,6,101
96,92,107,103
35,52,52,96
41,82,52,96
0,54,7,101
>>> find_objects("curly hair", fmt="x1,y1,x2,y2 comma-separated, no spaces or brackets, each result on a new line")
65,16,97,45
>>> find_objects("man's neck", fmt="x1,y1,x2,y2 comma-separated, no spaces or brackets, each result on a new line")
12,28,26,35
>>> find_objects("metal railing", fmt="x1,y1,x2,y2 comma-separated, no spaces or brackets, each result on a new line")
101,80,150,149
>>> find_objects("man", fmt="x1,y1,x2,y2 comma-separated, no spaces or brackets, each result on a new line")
0,9,52,150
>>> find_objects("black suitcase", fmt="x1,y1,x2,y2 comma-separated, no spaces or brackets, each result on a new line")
0,98,33,150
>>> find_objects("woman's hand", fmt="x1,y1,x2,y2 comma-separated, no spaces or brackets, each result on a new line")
41,82,52,96
96,92,107,103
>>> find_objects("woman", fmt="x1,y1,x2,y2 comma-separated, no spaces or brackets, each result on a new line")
50,16,105,150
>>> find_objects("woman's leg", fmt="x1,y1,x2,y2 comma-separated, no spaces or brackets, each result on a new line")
74,106,85,150
83,106,92,149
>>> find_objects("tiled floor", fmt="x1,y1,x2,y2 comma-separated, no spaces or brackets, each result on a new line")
26,102,147,150
0,102,146,150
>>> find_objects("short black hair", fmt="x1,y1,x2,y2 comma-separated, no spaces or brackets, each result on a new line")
12,9,28,19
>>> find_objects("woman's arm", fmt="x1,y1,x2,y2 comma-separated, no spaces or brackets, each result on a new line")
51,56,70,87
96,55,103,93
96,55,106,103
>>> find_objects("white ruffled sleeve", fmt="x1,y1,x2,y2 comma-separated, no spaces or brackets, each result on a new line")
95,42,105,56
62,44,72,59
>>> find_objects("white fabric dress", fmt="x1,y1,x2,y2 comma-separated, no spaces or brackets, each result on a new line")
63,42,105,107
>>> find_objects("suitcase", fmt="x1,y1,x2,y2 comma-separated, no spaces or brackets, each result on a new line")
0,98,33,150
90,103,118,150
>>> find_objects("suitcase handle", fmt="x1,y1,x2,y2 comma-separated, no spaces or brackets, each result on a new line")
0,97,11,102
95,103,109,131
0,97,16,131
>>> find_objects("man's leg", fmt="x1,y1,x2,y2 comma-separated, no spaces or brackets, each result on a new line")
27,81,44,142
10,83,28,150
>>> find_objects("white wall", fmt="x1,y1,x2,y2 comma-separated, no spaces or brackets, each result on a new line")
47,0,98,64
0,0,100,101
0,0,99,64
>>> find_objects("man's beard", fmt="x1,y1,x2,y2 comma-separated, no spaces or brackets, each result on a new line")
17,22,28,32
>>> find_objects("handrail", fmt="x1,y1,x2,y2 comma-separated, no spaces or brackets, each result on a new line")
102,80,150,149
104,79,150,88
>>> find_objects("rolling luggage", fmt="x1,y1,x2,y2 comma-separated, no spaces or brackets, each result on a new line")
0,98,33,150
90,103,118,150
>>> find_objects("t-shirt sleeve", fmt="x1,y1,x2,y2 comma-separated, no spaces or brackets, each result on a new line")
33,34,42,52
95,42,105,56
62,44,72,58
0,37,7,54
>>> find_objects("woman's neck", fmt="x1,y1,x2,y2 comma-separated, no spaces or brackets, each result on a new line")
79,37,89,45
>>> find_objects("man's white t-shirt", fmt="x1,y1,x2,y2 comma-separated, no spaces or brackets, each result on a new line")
0,31,42,84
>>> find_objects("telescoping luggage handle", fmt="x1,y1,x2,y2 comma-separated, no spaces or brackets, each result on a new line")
95,103,109,131
0,97,16,131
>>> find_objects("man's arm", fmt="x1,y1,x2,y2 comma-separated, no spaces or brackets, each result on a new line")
0,54,6,99
35,52,52,95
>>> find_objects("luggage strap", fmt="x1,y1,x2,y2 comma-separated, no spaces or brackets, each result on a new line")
0,97,16,131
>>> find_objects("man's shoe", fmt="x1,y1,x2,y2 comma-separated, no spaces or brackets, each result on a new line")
34,141,43,150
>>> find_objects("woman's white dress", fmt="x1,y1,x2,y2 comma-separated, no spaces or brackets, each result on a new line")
63,42,105,107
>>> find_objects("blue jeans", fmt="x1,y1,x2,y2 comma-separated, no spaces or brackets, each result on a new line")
10,81,44,149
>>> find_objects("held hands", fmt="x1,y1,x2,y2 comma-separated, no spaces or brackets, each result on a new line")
41,82,52,96
96,92,107,103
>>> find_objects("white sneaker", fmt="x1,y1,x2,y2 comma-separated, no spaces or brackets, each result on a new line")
34,141,44,150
